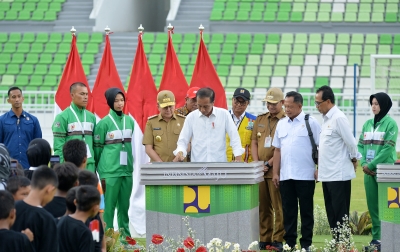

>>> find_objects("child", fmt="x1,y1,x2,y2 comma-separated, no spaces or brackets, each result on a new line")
44,162,79,218
65,187,78,215
57,185,100,252
0,190,34,251
79,170,106,252
11,165,58,252
6,175,31,200
24,139,52,180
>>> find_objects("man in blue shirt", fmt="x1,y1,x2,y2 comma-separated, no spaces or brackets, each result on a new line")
0,87,42,169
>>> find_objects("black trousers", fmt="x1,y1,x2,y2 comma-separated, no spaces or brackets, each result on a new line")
279,179,315,248
322,180,351,231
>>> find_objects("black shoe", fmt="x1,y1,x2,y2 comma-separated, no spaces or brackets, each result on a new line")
364,240,381,252
259,242,272,250
271,241,283,252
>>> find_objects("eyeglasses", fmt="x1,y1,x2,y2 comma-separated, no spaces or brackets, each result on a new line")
233,98,248,106
314,100,327,106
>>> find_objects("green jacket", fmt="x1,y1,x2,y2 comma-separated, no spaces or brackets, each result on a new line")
358,115,398,171
94,109,134,179
52,102,96,170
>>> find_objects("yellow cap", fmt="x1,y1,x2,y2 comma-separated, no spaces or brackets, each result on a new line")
157,90,176,108
263,87,284,103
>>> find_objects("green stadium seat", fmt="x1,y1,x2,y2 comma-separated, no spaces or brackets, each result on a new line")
336,45,348,55
155,33,168,44
1,75,14,86
30,75,43,86
293,44,306,54
276,55,289,65
208,44,221,54
379,34,392,44
267,34,280,44
306,3,318,12
290,12,303,22
219,54,232,65
222,10,235,21
236,10,249,21
250,11,263,21
8,33,21,43
43,11,57,21
44,43,57,53
0,3,10,11
38,53,52,64
250,44,264,54
37,2,49,11
293,3,305,12
0,33,7,43
43,76,57,87
263,12,276,21
16,43,30,53
244,66,258,76
247,55,261,65
242,77,255,88
57,43,70,54
331,13,343,22
90,32,103,44
77,43,85,53
172,34,182,44
26,53,39,64
0,11,4,21
345,12,357,22
307,44,320,54
11,53,24,64
256,77,270,88
351,34,364,44
20,64,34,75
0,64,5,75
277,11,290,22
295,33,308,44
266,3,278,12
360,66,370,77
359,3,371,13
365,34,378,44
362,55,371,65
222,44,235,54
281,33,293,44
179,44,193,54
85,43,99,54
253,34,266,44
148,54,162,65
303,12,316,22
186,65,194,75
317,12,329,22
151,44,165,54
31,10,44,21
348,55,361,65
226,77,240,88
15,75,28,86
371,13,384,22
217,65,229,76
178,55,190,65
6,64,20,75
323,33,336,44
49,2,62,12
273,66,287,76
393,45,400,54
236,44,250,54
309,34,321,44
364,45,376,55
378,45,391,54
225,34,238,44
210,11,223,21
5,10,17,20
183,34,197,44
262,55,275,65
3,43,16,53
259,66,272,76
349,45,362,55
264,44,278,54
358,13,370,22
233,55,247,65
226,2,238,11
239,34,252,44
211,33,224,44
83,65,90,75
337,34,350,44
279,44,292,54
291,55,304,65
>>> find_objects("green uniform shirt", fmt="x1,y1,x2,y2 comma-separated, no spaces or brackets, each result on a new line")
94,109,134,179
52,102,96,171
358,115,398,171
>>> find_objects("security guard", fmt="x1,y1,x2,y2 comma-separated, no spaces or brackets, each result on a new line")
226,88,256,162
143,90,186,162
251,87,286,251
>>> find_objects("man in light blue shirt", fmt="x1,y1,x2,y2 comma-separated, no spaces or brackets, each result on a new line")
272,91,320,251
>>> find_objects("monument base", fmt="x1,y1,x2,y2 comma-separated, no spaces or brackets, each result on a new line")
381,221,400,252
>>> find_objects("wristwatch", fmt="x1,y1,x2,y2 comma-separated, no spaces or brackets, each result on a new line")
264,161,272,168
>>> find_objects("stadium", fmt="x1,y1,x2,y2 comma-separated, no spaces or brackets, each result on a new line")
0,0,399,250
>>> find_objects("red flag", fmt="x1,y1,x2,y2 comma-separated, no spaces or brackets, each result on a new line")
54,34,93,114
92,34,125,119
158,29,188,108
126,31,158,235
190,31,227,109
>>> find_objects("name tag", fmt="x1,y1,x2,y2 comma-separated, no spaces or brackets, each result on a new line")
366,149,375,161
153,128,161,130
120,151,128,165
264,136,272,148
86,144,92,158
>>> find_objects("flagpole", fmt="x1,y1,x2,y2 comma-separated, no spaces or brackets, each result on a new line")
167,23,173,37
71,26,76,37
199,24,204,39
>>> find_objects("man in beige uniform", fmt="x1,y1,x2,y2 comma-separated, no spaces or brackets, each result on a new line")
251,88,285,251
143,90,186,162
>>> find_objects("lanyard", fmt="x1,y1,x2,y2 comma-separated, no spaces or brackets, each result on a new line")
370,124,381,146
231,112,243,128
268,117,278,135
70,105,86,140
108,114,126,147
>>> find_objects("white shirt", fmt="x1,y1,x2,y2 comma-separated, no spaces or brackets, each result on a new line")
318,106,359,182
272,111,321,181
174,107,244,162
229,110,245,129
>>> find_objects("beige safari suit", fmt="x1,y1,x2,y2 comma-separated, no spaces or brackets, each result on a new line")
143,113,186,162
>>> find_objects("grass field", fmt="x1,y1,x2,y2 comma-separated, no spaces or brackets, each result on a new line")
314,164,368,213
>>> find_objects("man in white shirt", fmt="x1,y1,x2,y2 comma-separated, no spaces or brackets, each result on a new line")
173,87,244,162
272,91,320,251
315,85,359,236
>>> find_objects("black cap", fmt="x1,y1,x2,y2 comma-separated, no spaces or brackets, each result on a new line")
233,88,251,101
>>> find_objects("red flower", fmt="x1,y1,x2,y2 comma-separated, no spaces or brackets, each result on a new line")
126,236,136,246
151,234,164,245
196,246,207,252
184,237,195,249
177,248,185,252
134,250,140,252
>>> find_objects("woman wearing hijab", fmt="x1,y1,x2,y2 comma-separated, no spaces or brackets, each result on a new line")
93,88,134,238
25,138,52,180
358,92,398,251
